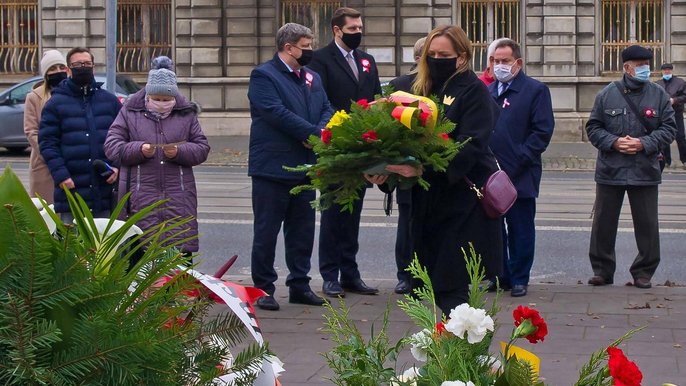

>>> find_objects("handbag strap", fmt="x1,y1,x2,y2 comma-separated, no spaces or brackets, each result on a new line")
613,81,654,134
463,158,502,200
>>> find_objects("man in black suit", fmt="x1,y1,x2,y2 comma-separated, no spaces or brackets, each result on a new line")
308,7,382,298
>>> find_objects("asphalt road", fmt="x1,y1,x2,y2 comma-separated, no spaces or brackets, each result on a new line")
3,158,686,287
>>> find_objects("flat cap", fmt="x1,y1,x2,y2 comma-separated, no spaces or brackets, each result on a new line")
622,45,653,63
661,63,673,70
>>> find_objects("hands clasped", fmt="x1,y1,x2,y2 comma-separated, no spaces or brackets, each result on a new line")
613,135,644,155
364,164,423,185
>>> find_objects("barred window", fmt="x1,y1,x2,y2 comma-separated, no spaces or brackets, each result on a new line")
281,0,341,49
601,0,663,73
459,0,520,72
117,0,172,73
0,0,38,74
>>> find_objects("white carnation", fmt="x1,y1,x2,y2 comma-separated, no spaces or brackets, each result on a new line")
440,381,475,386
408,329,433,362
390,367,420,386
444,303,494,344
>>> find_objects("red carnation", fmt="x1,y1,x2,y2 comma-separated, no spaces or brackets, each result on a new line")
361,130,378,143
436,322,446,335
440,132,450,141
357,99,370,109
512,305,548,344
321,128,332,144
163,316,186,329
643,108,655,118
607,347,643,386
419,111,432,126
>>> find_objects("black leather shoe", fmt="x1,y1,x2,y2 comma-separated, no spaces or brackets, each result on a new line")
341,279,379,295
511,284,528,297
322,281,345,297
633,278,652,289
486,280,511,292
394,280,411,294
289,290,325,306
588,276,613,286
255,295,280,311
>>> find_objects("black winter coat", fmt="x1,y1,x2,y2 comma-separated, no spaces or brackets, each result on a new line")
409,71,503,293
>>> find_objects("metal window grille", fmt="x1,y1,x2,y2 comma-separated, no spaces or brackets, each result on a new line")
0,0,38,74
117,0,172,73
459,0,520,72
281,0,341,49
601,0,663,73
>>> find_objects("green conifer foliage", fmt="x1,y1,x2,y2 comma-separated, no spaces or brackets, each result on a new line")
0,167,269,385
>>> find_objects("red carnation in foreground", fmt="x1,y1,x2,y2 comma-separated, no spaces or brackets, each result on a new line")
512,305,548,343
362,130,378,143
607,347,643,386
356,99,370,109
321,128,332,144
440,132,450,141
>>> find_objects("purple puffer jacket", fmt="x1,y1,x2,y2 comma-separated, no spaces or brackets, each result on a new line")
104,89,210,252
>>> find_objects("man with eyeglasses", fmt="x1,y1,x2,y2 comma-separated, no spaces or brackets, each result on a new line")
247,23,333,311
39,47,122,221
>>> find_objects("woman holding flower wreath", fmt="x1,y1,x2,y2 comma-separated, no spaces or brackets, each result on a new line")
366,25,503,315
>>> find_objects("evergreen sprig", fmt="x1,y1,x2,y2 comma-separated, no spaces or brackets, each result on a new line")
0,167,269,385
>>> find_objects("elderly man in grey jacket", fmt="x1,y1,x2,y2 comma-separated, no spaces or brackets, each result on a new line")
586,45,676,289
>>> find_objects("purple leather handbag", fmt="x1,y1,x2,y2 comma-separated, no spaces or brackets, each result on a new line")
464,168,517,219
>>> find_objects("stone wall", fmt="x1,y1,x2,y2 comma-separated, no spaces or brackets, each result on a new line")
10,0,684,141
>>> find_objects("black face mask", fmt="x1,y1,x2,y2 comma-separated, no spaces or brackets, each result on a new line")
427,57,458,86
46,72,67,88
296,48,313,66
70,67,95,87
341,32,362,50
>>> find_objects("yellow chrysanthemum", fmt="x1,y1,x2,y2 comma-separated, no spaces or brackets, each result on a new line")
326,110,350,128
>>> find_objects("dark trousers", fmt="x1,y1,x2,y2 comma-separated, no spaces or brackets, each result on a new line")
319,188,366,283
662,115,686,165
251,177,315,295
501,197,537,286
395,201,413,281
589,184,660,281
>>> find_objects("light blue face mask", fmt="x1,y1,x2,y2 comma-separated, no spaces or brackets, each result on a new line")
633,64,651,82
663,74,673,81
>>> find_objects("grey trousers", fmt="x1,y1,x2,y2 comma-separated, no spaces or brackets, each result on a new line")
589,184,660,281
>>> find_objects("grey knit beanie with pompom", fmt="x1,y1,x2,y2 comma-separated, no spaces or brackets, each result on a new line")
145,56,178,97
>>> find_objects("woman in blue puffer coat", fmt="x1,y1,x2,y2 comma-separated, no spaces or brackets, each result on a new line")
104,56,210,262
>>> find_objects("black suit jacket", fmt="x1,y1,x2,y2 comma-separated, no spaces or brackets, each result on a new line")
309,41,382,112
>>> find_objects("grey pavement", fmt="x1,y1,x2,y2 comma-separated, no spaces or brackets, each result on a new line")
202,135,686,173
195,138,686,384
251,279,685,385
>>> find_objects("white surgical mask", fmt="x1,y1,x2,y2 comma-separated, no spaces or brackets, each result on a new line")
493,64,514,83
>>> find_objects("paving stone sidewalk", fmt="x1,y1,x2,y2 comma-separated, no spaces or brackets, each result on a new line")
205,136,686,173
226,276,686,385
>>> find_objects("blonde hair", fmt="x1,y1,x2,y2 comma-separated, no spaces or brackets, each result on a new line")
412,25,472,96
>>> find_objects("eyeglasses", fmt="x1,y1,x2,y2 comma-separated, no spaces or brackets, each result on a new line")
69,61,94,68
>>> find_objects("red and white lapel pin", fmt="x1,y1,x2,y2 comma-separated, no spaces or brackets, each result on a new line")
361,59,371,73
643,107,656,118
502,98,510,109
304,71,313,88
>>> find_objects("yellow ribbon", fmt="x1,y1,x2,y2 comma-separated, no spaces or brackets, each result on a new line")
389,90,439,130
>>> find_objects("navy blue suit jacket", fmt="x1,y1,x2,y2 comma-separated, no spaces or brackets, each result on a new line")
247,54,333,183
488,71,554,198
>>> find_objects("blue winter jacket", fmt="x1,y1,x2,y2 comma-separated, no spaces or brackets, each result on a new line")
39,78,122,213
247,54,333,182
489,71,555,198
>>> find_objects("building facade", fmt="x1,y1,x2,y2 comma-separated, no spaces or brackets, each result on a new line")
2,0,685,140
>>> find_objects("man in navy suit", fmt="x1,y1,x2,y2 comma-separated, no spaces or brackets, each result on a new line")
247,23,333,311
488,39,555,297
308,7,382,298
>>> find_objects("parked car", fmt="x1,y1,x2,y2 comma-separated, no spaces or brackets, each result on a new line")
0,74,141,153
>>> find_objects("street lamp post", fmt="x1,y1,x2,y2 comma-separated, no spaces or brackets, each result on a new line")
106,0,117,95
